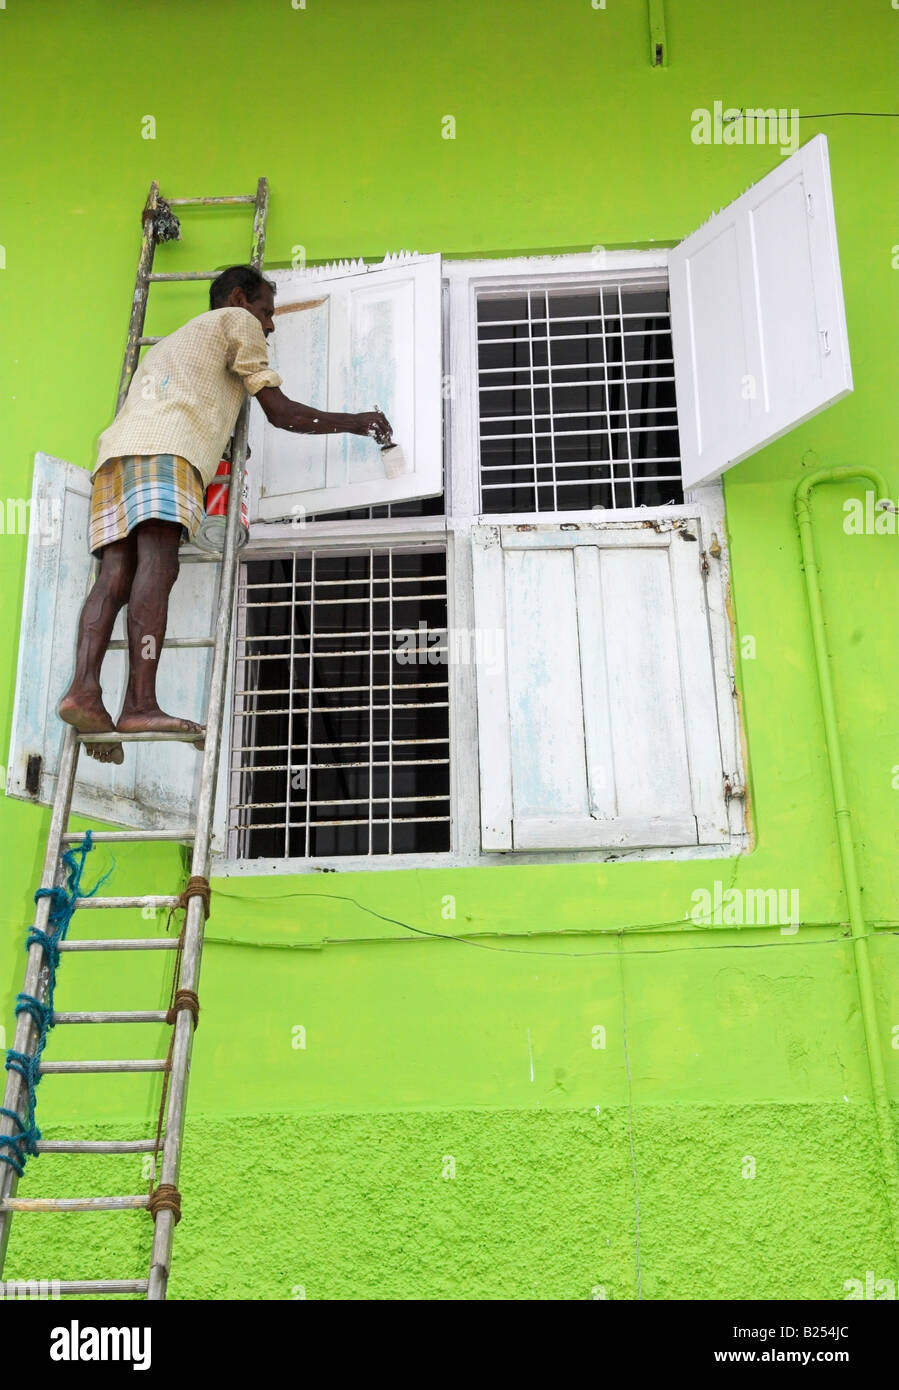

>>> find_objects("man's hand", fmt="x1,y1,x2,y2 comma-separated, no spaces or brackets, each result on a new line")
355,410,392,446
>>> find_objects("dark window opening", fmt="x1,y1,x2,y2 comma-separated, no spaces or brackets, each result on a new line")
229,548,451,859
477,284,683,513
304,494,445,524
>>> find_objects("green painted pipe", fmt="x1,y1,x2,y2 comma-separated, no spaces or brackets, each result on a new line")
794,464,899,1261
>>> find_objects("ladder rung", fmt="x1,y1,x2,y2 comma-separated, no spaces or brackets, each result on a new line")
36,1139,163,1153
179,549,223,564
39,1060,169,1074
58,939,180,952
73,895,180,909
57,1279,150,1295
0,1195,150,1213
166,195,256,206
76,731,204,744
148,271,219,281
53,1011,169,1025
105,636,214,650
61,830,194,844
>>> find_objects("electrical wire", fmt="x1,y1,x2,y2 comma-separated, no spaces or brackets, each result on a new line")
796,111,899,119
723,109,899,122
207,887,897,959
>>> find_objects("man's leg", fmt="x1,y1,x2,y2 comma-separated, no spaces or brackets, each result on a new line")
115,518,205,748
58,534,137,764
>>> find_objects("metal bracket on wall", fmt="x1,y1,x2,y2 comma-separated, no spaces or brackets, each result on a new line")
649,0,667,67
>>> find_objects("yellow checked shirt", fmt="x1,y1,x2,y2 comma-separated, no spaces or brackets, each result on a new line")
94,306,283,489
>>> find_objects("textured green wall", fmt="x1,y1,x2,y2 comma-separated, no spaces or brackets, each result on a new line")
1,0,897,1298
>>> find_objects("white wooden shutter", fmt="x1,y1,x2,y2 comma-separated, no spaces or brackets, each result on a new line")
247,251,443,519
7,453,228,844
471,521,729,852
669,134,852,490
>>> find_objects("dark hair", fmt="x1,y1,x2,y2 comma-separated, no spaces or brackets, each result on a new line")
209,265,276,310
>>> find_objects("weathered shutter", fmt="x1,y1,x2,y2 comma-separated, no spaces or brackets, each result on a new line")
7,453,227,843
247,251,443,519
669,133,852,490
471,521,728,852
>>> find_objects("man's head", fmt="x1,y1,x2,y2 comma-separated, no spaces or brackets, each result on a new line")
209,265,276,337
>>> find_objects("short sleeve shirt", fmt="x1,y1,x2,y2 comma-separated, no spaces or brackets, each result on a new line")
94,306,282,488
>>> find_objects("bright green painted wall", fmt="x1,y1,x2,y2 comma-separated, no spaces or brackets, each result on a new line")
1,0,897,1298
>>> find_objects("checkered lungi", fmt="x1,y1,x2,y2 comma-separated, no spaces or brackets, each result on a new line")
89,454,205,555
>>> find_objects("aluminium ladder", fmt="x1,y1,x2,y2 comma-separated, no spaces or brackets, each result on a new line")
0,178,269,1300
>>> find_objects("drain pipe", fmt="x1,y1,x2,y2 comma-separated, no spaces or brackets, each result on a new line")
794,465,898,1260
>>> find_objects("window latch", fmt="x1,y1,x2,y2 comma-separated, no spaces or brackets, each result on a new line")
723,775,745,802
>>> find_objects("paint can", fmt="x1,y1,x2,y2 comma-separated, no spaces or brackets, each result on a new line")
194,459,250,553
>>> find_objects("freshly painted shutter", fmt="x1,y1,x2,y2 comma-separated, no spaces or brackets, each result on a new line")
669,133,852,490
7,453,227,844
471,521,729,851
248,251,443,519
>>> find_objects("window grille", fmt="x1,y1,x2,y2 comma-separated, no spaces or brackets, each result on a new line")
229,548,451,859
477,284,683,513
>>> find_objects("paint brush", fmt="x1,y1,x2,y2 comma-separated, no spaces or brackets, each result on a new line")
380,441,407,478
371,403,407,478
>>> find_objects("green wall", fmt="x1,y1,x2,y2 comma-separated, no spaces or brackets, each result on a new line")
1,0,896,1298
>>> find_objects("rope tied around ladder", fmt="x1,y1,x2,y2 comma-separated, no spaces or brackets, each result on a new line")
162,873,211,938
147,1183,182,1225
166,989,200,1029
179,875,211,920
0,833,111,1177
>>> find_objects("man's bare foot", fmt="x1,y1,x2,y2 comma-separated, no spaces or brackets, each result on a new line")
57,689,125,764
116,708,206,752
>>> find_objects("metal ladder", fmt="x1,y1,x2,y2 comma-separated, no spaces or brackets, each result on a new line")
0,178,269,1300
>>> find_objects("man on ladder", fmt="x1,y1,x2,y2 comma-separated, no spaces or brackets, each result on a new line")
58,263,392,765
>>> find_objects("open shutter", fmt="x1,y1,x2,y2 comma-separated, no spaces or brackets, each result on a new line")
247,251,443,519
471,520,729,852
669,133,852,489
7,453,227,844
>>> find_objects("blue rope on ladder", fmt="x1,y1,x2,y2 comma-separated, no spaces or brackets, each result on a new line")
0,832,112,1177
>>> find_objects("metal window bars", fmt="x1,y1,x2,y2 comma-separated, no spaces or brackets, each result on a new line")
476,283,683,513
229,547,451,861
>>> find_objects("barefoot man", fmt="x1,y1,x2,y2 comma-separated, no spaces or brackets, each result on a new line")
59,264,392,763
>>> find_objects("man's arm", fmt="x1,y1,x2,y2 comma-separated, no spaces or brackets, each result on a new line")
255,386,392,446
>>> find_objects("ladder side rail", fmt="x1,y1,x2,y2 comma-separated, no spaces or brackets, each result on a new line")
250,177,269,267
148,185,266,1295
146,401,249,1299
0,728,82,1270
201,180,268,714
117,182,160,412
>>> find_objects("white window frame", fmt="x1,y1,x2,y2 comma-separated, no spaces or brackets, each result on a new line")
212,251,748,877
